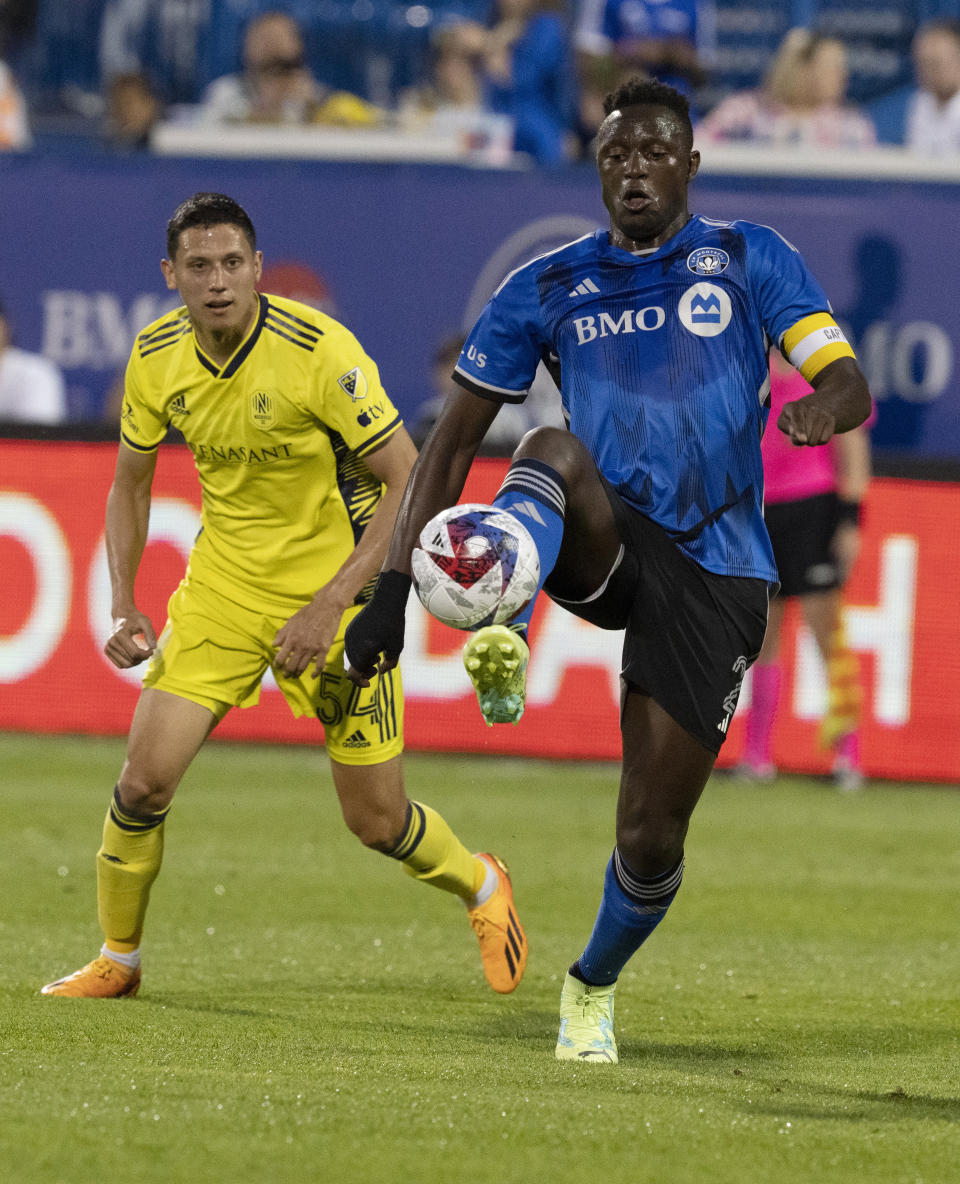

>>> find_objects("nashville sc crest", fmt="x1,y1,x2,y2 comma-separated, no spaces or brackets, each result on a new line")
250,390,277,430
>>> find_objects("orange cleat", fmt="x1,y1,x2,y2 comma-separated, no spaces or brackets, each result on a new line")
41,955,141,998
468,853,528,993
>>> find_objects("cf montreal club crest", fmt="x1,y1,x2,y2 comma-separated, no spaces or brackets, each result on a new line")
686,247,730,276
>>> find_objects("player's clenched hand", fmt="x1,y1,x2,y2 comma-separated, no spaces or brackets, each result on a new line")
344,570,412,687
777,399,837,446
273,598,341,680
104,611,157,669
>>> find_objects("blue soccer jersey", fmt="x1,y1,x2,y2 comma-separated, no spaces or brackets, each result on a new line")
453,215,839,582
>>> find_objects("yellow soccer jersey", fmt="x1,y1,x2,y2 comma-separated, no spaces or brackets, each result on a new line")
120,293,402,611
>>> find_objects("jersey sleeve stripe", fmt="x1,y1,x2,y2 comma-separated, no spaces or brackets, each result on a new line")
121,430,161,453
138,316,187,345
265,320,316,351
354,416,401,456
265,302,324,337
265,310,321,345
139,328,189,358
452,367,528,404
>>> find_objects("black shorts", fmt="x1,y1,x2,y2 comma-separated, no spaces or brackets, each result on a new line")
547,483,770,755
765,492,840,598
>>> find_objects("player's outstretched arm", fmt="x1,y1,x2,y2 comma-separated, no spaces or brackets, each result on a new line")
777,356,872,446
345,387,501,684
103,444,159,669
273,427,418,679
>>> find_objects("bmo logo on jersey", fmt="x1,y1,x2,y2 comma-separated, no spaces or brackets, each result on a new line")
678,283,733,338
573,306,666,344
573,283,734,346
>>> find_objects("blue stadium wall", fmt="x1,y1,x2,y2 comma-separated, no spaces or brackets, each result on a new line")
0,153,957,462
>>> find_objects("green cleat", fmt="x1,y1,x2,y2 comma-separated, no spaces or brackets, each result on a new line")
555,971,618,1063
462,625,529,726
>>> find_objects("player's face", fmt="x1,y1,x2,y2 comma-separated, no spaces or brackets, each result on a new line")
596,106,700,252
162,224,262,341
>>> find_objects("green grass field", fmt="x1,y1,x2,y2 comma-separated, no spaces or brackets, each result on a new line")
1,733,957,1184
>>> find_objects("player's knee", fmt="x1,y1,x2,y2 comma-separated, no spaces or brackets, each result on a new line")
616,811,688,875
115,771,176,816
513,425,591,478
341,802,405,852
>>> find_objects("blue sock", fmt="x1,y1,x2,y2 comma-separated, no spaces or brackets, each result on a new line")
573,850,685,986
492,458,567,631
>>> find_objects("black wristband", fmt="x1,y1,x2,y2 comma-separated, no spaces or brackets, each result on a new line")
836,499,862,527
344,569,412,674
375,569,413,605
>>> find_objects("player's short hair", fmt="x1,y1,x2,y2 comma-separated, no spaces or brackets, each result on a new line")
166,193,257,259
601,77,693,145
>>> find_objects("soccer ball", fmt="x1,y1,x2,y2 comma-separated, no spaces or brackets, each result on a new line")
411,503,540,630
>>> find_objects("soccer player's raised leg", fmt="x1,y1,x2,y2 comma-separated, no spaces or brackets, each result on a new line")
464,427,621,726
556,693,713,1061
330,756,527,993
41,689,218,997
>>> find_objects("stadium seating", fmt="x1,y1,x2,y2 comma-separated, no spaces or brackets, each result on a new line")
13,0,960,143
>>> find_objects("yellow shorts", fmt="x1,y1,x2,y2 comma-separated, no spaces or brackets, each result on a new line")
142,577,403,766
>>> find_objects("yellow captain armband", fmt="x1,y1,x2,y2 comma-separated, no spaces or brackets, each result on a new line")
780,313,856,383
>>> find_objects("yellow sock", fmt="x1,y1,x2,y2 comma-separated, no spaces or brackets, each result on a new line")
388,801,485,900
97,788,168,954
819,623,863,750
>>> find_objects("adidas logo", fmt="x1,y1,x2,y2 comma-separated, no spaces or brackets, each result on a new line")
508,499,546,526
342,729,370,749
568,277,600,298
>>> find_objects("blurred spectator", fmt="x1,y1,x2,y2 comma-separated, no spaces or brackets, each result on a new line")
737,349,871,791
0,299,67,423
100,0,208,106
695,28,875,150
0,52,29,148
407,2,577,166
198,10,382,127
483,0,579,166
574,0,712,136
906,19,960,155
397,21,515,164
103,71,162,149
411,332,565,450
